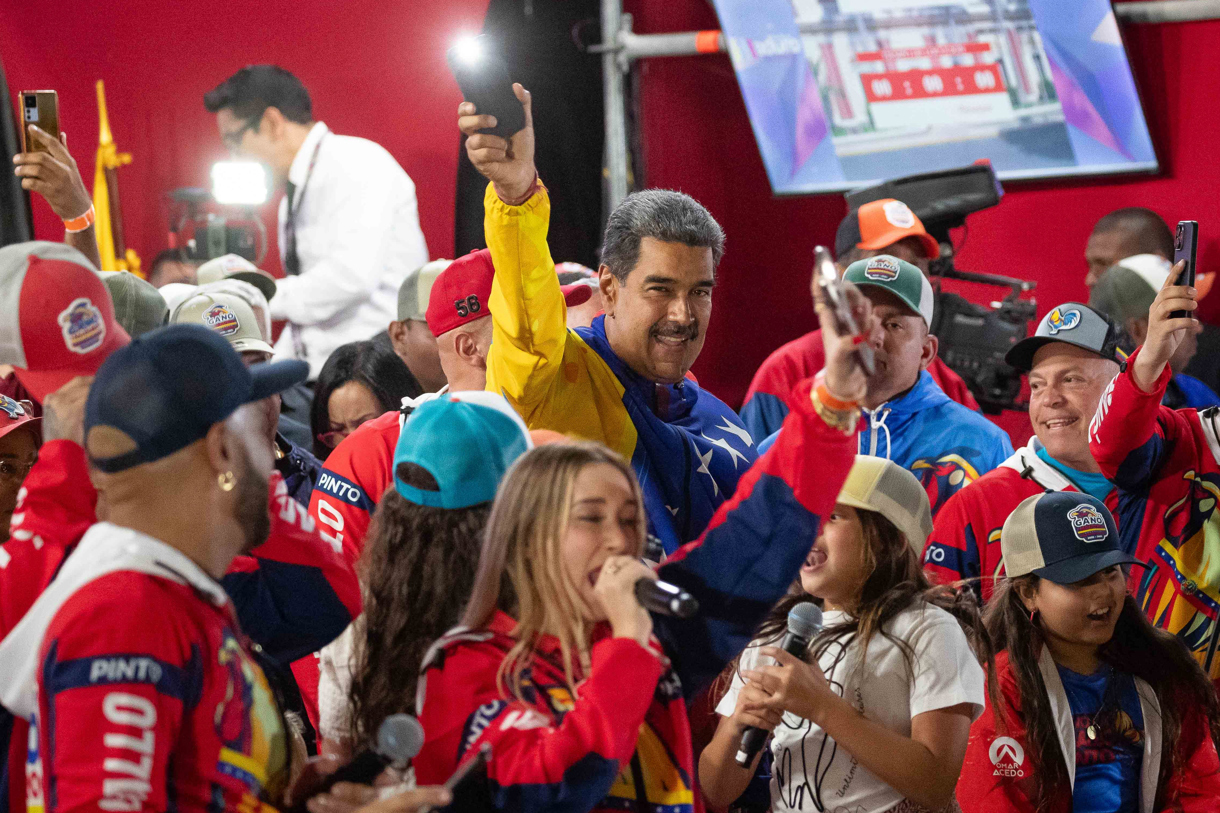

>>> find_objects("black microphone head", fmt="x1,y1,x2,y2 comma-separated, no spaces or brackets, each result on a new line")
376,714,425,763
787,602,823,640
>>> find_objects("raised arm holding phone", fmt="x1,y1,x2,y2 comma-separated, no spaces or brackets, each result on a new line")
459,84,770,557
417,101,871,805
12,123,100,268
1130,258,1197,392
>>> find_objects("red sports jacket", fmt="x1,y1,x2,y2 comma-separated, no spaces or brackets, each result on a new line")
307,410,399,567
923,437,1120,603
958,649,1220,813
0,440,360,813
26,524,289,813
1089,348,1220,682
414,379,856,813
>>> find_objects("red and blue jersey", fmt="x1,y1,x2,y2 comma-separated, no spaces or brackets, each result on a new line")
1089,348,1220,683
0,441,360,813
24,525,289,813
740,329,980,442
415,378,856,813
923,437,1121,603
307,409,399,566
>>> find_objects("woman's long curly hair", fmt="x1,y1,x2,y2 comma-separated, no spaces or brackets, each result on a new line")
986,575,1220,811
346,486,490,747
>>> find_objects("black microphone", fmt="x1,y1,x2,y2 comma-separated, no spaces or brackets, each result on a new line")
735,602,823,767
295,714,424,811
635,578,699,618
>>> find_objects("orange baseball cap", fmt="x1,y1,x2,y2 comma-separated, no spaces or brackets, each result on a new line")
835,199,939,261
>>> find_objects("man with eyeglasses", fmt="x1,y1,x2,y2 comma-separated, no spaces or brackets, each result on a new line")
204,65,430,380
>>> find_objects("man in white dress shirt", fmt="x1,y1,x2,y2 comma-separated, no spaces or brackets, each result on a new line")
205,65,430,378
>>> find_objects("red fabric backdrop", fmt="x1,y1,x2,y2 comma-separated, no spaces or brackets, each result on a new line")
0,0,492,278
3,0,1217,426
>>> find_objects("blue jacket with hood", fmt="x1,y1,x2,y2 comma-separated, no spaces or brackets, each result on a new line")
760,370,1012,516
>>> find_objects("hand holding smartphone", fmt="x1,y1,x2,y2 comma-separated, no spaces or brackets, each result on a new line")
813,246,875,376
447,37,525,140
1170,220,1199,320
18,91,60,155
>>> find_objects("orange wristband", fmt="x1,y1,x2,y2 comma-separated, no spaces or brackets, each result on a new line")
813,371,858,410
63,205,95,233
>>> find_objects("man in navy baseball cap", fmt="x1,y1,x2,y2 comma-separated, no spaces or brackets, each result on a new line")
85,324,307,476
0,324,315,813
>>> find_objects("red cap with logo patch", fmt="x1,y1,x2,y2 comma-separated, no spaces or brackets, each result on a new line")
0,242,131,402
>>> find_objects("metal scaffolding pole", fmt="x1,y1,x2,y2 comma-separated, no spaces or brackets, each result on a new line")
599,0,1220,206
602,0,630,211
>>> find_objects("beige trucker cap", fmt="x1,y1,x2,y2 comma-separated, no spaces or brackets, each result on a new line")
836,455,933,552
195,254,277,303
170,290,274,356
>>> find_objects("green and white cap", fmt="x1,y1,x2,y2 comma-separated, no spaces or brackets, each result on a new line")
842,255,935,328
836,455,933,553
398,259,451,322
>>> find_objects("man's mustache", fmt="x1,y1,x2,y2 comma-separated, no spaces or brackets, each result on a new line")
650,322,699,341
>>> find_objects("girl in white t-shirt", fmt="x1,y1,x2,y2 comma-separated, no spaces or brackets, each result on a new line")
700,456,992,813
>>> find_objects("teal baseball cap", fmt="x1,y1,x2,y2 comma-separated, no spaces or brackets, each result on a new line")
842,255,935,328
393,391,533,509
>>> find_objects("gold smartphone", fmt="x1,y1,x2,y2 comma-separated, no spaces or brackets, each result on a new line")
18,90,59,154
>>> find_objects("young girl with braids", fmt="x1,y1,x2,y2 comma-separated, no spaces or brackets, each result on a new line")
700,456,991,813
958,491,1220,813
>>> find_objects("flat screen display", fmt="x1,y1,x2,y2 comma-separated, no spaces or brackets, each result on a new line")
710,0,1158,193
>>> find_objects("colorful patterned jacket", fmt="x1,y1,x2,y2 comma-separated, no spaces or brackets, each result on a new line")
923,436,1121,603
1090,347,1220,682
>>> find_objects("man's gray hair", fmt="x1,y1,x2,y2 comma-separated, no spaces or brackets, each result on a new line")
601,190,725,281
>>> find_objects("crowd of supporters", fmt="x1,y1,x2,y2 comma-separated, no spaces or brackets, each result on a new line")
0,64,1218,813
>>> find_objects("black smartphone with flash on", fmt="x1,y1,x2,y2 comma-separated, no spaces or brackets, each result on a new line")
18,90,60,154
1171,220,1199,320
447,37,526,140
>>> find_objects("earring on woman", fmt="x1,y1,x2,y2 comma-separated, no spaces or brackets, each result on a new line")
1028,608,1038,625
218,471,236,492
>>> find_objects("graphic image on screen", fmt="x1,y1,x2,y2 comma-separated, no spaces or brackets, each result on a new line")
710,0,1157,193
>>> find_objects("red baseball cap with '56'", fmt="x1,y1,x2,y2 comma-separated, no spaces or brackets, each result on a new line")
425,249,594,336
0,242,131,401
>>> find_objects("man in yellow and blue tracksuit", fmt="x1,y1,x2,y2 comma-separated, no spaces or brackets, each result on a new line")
461,86,757,554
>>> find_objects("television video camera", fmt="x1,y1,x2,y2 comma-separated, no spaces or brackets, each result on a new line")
166,187,267,264
845,164,1036,413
